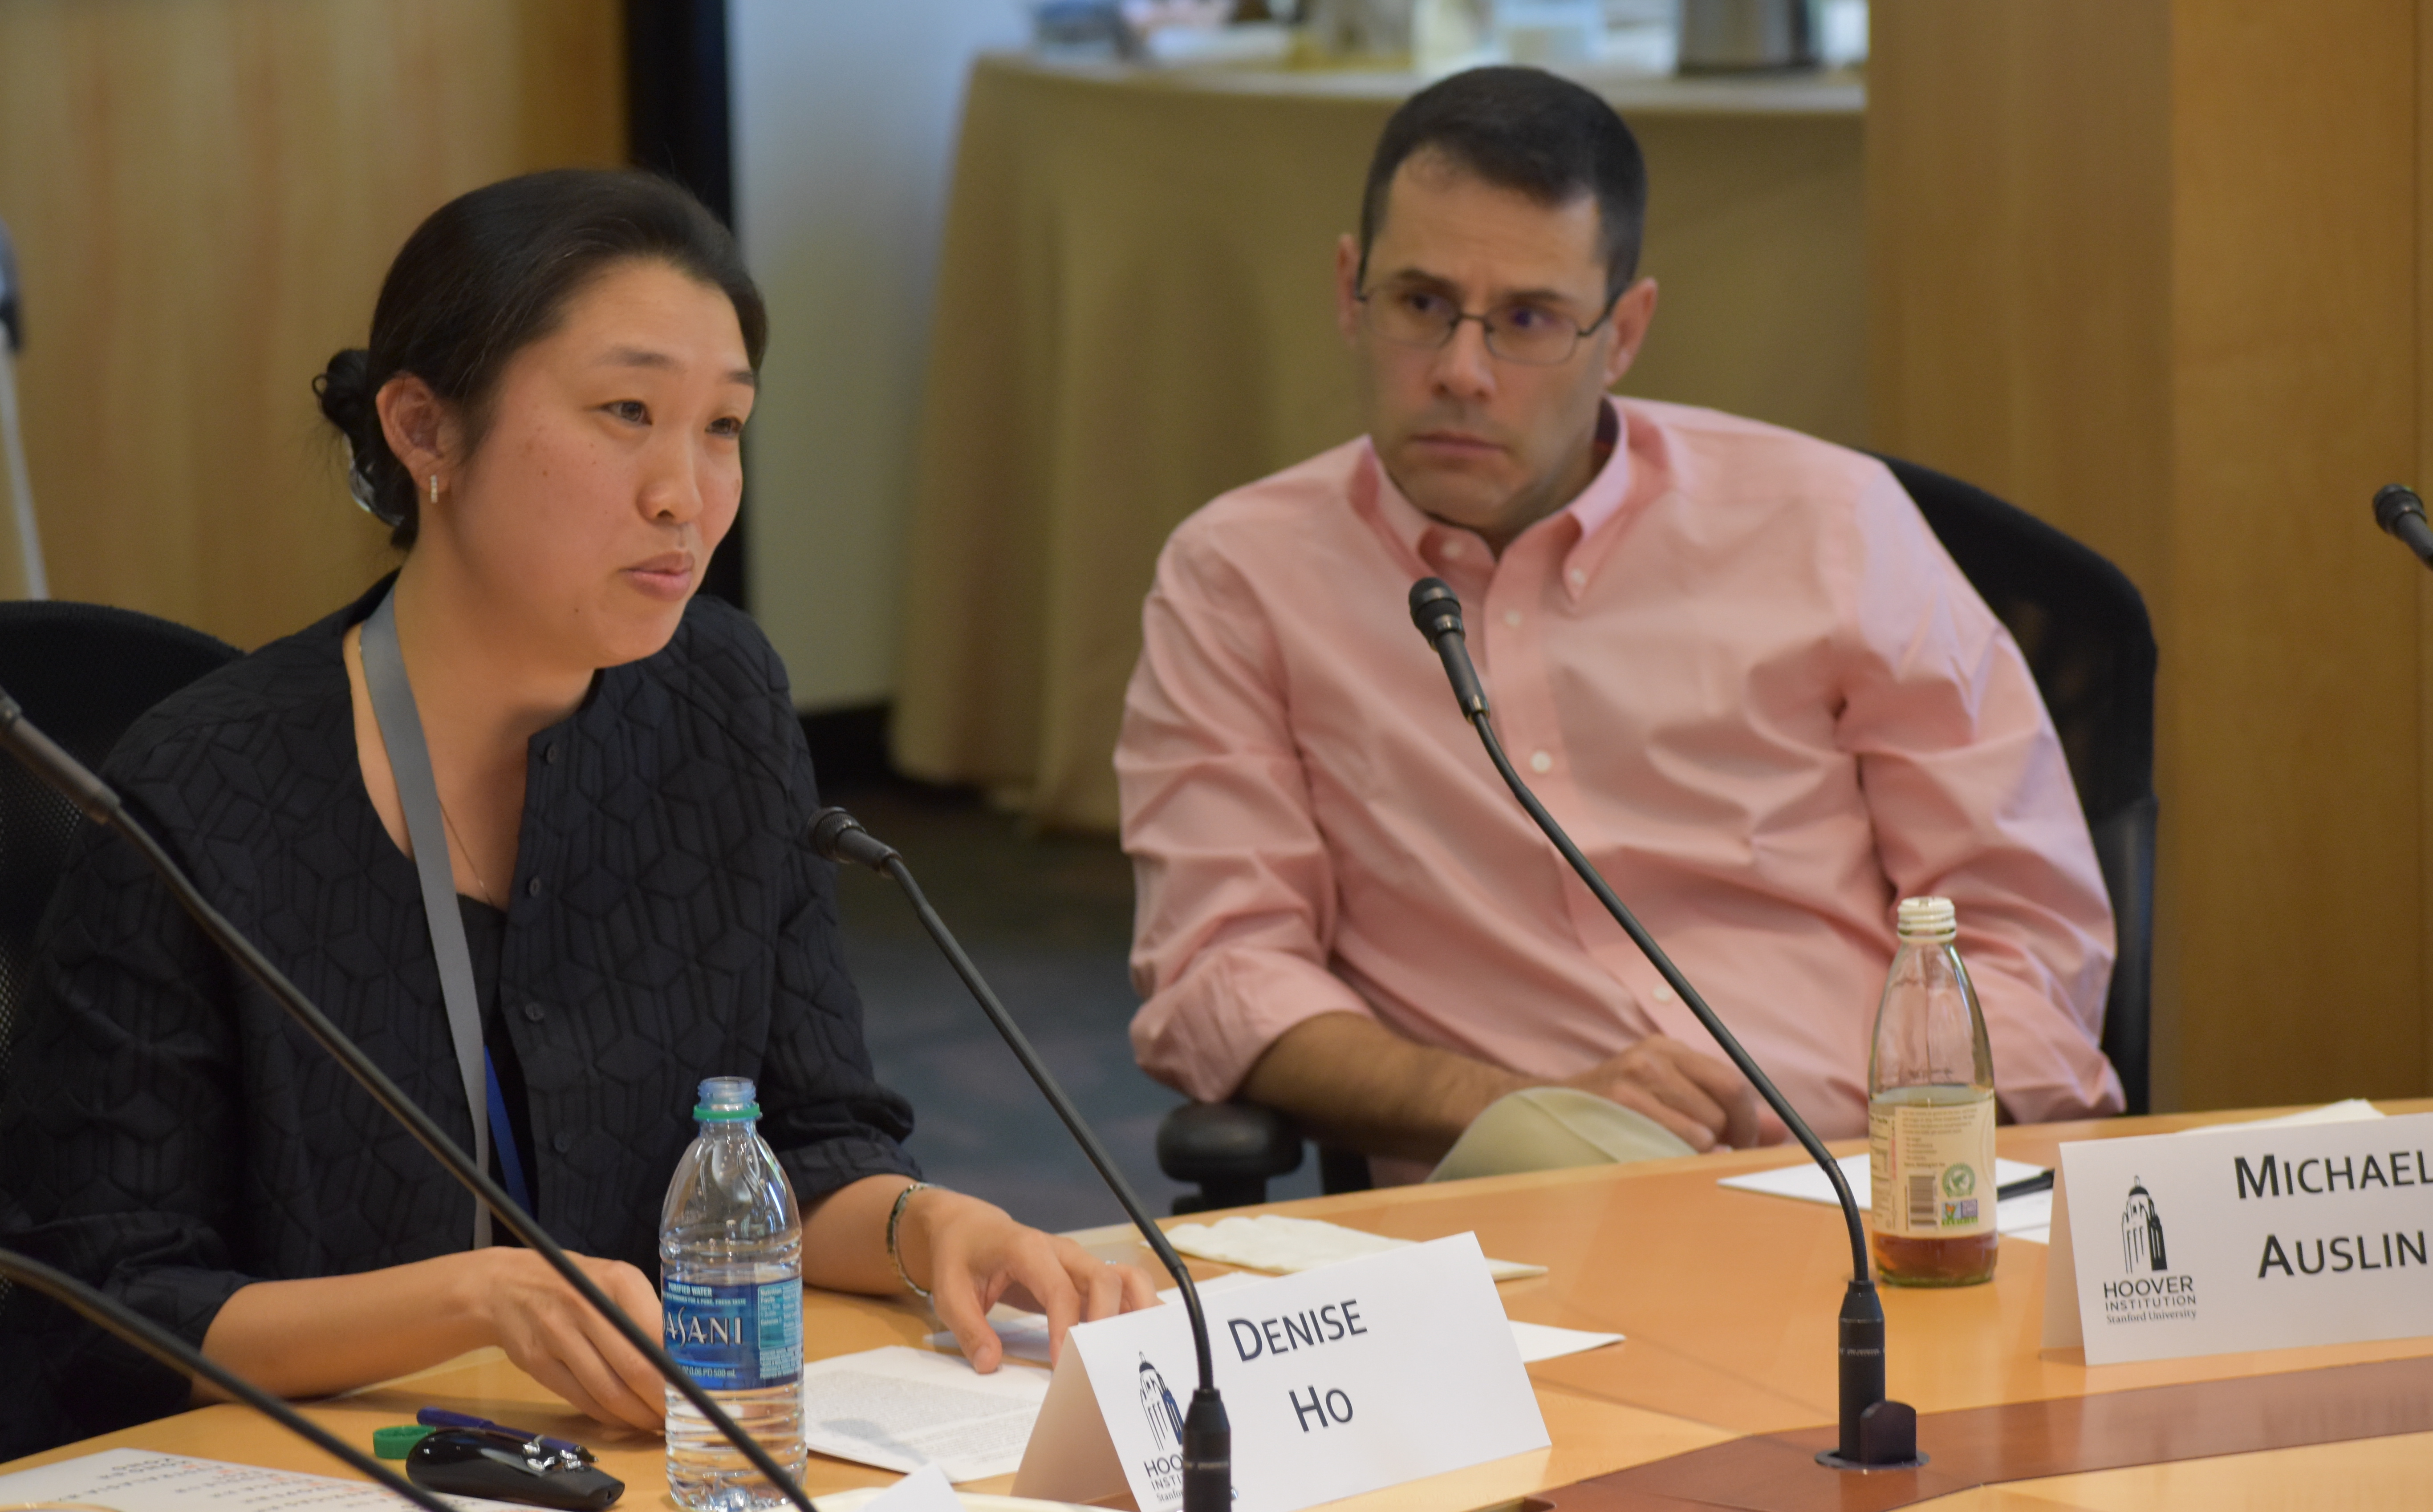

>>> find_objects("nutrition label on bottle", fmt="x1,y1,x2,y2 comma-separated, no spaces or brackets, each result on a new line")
1869,1097,1997,1238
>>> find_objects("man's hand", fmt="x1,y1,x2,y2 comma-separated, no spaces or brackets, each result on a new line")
899,1187,1159,1371
1561,1038,1760,1153
471,1248,666,1431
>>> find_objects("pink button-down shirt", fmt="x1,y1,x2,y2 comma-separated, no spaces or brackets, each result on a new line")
1117,399,2124,1143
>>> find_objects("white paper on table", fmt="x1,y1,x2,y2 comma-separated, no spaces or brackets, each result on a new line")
931,1267,1618,1367
1718,1152,2054,1241
829,1462,965,1512
2189,1098,2383,1133
1504,1317,1625,1362
799,1345,1050,1484
0,1449,524,1512
808,1485,1087,1512
1164,1213,1546,1280
2001,1186,2054,1245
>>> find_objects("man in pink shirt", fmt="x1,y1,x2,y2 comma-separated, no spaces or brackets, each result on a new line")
1117,68,2123,1175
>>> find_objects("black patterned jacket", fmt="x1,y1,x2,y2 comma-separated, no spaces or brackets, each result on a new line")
0,579,918,1452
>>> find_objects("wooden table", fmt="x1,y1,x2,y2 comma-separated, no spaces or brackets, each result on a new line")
10,1106,2433,1509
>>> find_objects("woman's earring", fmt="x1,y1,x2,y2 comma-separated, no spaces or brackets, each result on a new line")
428,474,439,508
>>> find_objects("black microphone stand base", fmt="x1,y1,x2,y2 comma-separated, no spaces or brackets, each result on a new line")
1815,1402,1925,1472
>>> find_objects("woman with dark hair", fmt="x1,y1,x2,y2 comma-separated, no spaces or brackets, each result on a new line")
0,169,1153,1456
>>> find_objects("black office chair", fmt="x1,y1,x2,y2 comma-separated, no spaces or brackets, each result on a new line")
0,601,242,1399
1877,457,2157,1119
0,602,243,1080
1154,455,2160,1213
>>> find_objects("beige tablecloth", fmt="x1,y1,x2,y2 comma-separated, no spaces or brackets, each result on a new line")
895,53,1863,831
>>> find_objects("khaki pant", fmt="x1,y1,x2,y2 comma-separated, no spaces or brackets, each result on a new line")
1427,1087,1698,1184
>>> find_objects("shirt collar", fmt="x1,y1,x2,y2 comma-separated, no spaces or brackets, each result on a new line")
1352,397,1638,580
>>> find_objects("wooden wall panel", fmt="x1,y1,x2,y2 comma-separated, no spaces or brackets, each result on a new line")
0,0,623,649
1868,0,2172,600
2168,2,2422,1108
1872,0,2429,1112
1869,0,2185,1104
2420,0,2433,1098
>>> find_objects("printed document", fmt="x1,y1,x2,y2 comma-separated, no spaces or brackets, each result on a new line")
1719,1152,2054,1241
799,1344,1049,1484
0,1449,517,1512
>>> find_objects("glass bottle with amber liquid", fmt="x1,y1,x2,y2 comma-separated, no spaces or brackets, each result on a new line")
1867,896,1998,1286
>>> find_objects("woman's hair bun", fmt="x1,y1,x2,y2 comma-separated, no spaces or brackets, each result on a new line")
313,348,410,532
313,347,374,434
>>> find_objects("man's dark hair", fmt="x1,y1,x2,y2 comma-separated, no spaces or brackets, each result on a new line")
1358,67,1648,302
314,169,766,547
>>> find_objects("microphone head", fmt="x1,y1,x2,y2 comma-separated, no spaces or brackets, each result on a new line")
1409,577,1466,641
809,806,899,872
2374,483,2426,535
809,807,866,863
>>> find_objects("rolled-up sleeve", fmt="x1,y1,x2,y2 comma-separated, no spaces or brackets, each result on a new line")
1835,467,2125,1123
1117,531,1378,1103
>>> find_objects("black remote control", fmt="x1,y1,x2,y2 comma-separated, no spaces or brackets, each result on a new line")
406,1427,626,1510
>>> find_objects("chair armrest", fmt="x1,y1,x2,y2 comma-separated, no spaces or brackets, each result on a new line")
1157,1101,1304,1212
2091,791,2157,1117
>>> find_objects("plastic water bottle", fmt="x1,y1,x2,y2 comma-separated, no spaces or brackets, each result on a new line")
662,1077,807,1510
1866,896,1999,1287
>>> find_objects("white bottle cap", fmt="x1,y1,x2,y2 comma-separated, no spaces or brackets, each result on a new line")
1896,895,1958,940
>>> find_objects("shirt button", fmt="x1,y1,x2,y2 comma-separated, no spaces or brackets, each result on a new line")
1502,608,1523,628
544,743,559,765
1441,539,1465,559
552,1131,572,1154
523,1002,546,1024
1568,568,1586,588
526,876,542,898
1654,984,1677,1003
1529,750,1553,774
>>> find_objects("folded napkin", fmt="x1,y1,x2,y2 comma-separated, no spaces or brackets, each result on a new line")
1163,1213,1547,1281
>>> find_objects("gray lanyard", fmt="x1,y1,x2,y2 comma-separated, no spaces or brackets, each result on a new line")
361,588,495,1249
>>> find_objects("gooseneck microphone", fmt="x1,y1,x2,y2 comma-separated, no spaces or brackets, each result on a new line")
811,807,1231,1512
0,691,822,1512
1405,579,1921,1471
0,1248,455,1512
2373,484,2433,568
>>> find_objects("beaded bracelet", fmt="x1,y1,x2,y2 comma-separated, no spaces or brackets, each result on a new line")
886,1180,934,1302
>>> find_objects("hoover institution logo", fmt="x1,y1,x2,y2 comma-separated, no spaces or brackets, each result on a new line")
1138,1357,1184,1450
2122,1178,2168,1272
2104,1176,2197,1324
1132,1356,1190,1506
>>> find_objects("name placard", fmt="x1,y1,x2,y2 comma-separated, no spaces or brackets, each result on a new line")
1012,1232,1548,1512
2042,1110,2433,1365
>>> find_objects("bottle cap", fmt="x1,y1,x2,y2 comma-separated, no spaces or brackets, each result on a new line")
374,1425,436,1459
694,1075,761,1122
1895,895,1958,940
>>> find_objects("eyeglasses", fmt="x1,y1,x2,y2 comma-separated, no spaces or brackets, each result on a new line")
1355,284,1615,367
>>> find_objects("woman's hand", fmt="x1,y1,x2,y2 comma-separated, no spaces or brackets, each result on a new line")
469,1248,667,1430
197,1248,666,1432
898,1187,1160,1370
